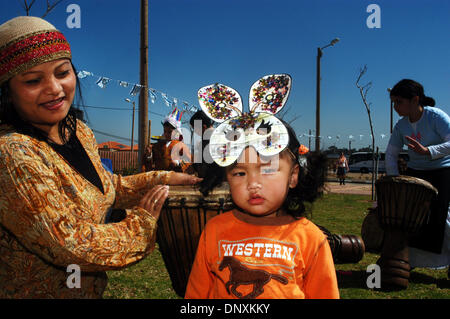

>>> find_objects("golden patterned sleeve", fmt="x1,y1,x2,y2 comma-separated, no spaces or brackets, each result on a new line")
0,140,158,272
76,120,172,210
111,170,172,209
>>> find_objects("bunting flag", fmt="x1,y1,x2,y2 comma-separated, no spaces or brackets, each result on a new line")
161,93,171,107
77,70,93,79
130,84,142,96
96,77,111,89
149,89,157,104
76,69,200,115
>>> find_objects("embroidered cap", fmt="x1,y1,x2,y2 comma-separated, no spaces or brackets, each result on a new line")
0,16,72,85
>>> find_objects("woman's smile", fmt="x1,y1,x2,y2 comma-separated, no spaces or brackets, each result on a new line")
39,96,66,110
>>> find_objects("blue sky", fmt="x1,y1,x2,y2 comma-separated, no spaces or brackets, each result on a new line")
1,0,449,151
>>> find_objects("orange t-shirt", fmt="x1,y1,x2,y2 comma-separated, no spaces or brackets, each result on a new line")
185,211,339,299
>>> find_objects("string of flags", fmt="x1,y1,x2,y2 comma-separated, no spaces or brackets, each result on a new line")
76,70,200,115
77,70,392,141
297,133,390,142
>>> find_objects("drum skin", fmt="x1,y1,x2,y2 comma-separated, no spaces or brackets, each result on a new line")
375,175,438,233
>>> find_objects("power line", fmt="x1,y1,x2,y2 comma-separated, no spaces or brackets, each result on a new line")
74,103,165,144
76,104,131,111
91,128,138,143
75,104,165,117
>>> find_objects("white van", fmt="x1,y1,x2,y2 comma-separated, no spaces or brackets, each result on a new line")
348,152,386,174
348,151,409,174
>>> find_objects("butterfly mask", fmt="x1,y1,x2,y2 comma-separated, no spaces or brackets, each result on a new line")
198,74,292,167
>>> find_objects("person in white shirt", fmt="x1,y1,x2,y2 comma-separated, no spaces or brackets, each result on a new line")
336,152,349,185
385,79,450,272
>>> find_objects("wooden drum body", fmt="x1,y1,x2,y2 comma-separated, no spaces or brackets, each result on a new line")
361,207,384,253
375,175,437,289
156,183,233,297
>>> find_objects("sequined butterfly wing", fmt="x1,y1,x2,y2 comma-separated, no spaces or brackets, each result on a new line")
198,83,245,166
198,83,242,123
249,74,291,115
248,74,292,157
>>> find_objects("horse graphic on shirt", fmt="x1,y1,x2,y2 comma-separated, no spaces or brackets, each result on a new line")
219,256,288,299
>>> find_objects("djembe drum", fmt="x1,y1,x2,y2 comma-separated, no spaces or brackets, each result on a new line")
361,207,384,253
156,183,234,297
375,175,438,289
318,225,365,264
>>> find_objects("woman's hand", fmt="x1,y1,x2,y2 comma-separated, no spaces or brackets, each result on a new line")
405,136,430,155
138,185,169,220
168,172,203,185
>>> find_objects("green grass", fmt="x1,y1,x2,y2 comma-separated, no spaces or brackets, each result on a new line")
103,193,449,299
103,247,179,299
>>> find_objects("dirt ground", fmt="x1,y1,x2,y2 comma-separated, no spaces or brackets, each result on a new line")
325,181,374,196
326,171,377,196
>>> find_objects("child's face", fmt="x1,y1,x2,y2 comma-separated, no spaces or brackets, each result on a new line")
391,95,419,117
226,147,299,218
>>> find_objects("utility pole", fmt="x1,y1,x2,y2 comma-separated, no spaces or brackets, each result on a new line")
388,88,393,133
315,47,322,152
125,99,136,168
138,0,149,171
308,129,312,150
315,38,340,152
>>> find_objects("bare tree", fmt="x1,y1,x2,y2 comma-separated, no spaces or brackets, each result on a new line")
18,0,64,18
356,65,377,200
20,0,37,15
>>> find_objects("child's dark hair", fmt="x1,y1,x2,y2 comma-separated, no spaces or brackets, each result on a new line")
390,79,435,107
280,120,327,218
199,119,327,218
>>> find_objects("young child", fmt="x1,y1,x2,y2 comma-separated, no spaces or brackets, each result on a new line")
185,74,339,299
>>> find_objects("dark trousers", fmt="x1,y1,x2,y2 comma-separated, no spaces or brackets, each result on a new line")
406,167,450,254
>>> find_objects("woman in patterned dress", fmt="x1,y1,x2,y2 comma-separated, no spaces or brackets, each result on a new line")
0,16,200,298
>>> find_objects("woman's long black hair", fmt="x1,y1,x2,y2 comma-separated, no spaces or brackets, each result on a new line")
0,62,86,144
198,119,327,218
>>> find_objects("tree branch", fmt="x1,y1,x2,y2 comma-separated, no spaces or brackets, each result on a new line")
18,0,63,17
41,0,64,18
20,0,37,15
356,65,377,199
